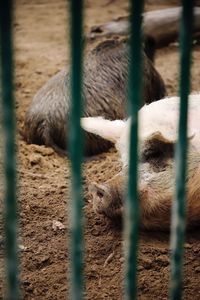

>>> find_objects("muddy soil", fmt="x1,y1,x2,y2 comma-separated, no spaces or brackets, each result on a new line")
0,0,200,299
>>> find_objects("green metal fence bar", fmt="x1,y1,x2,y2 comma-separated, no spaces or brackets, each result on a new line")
170,1,194,300
125,1,144,299
0,0,19,299
69,0,84,299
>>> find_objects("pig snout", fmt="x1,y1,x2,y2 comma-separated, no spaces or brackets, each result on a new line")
89,178,124,219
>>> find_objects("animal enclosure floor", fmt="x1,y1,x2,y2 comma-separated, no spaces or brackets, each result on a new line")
1,0,200,299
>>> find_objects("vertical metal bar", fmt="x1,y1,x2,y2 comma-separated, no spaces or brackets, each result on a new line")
125,1,144,299
69,0,84,299
170,1,194,300
0,0,19,299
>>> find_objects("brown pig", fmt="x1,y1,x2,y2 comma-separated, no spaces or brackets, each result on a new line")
23,38,166,156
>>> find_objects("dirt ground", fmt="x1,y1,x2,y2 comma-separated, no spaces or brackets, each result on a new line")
1,0,200,299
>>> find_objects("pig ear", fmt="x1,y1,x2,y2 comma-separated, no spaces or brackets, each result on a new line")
146,131,175,144
145,130,195,145
142,131,175,161
81,117,126,144
147,128,195,144
142,130,195,162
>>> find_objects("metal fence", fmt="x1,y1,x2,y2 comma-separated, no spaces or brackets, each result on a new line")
0,0,194,299
0,1,19,300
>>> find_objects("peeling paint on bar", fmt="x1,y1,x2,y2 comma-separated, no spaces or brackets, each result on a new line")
69,0,84,299
0,0,19,299
170,1,194,300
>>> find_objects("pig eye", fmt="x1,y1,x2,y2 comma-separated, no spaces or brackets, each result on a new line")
97,190,104,198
